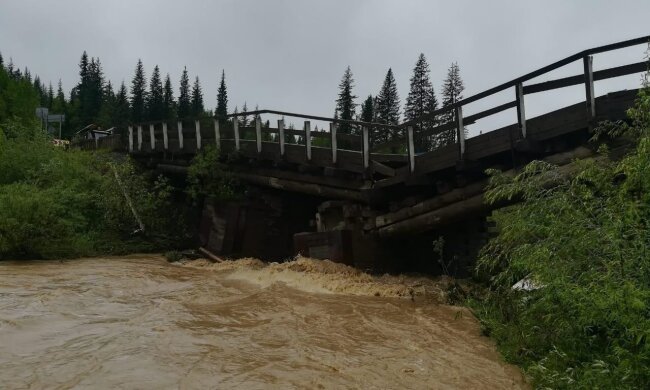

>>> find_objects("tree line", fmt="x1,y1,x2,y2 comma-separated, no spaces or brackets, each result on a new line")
1,49,463,150
335,56,465,151
0,51,230,139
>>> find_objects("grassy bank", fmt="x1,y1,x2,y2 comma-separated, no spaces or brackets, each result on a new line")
471,85,650,388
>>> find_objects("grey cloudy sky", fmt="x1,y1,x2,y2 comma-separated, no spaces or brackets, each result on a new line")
1,0,649,134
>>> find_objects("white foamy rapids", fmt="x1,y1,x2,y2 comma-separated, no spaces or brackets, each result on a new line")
181,256,456,302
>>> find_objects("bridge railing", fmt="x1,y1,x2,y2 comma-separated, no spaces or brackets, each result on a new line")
371,35,650,173
126,35,649,177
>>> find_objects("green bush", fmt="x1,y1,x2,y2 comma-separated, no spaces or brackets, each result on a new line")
472,87,650,388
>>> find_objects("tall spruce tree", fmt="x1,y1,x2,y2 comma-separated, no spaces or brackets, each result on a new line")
335,66,357,135
0,51,3,69
130,59,147,122
405,54,439,150
441,62,465,144
360,95,374,123
52,80,67,114
113,82,130,130
191,76,204,117
98,80,115,128
215,70,228,123
163,73,175,119
177,67,191,119
146,65,164,121
374,68,401,144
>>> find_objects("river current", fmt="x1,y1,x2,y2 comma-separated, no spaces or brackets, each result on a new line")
0,255,527,389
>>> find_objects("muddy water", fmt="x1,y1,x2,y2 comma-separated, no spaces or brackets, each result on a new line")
0,255,527,389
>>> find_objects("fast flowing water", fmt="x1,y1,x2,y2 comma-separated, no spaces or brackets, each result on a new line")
0,255,527,389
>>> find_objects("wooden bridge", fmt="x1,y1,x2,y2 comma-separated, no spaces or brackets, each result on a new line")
88,36,649,273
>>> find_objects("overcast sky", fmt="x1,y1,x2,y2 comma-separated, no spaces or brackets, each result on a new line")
1,0,649,134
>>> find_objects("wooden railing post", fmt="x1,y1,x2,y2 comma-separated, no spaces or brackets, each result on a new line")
195,120,202,150
177,120,184,149
455,106,465,159
304,120,311,161
330,122,338,164
149,124,155,150
233,118,240,150
407,126,415,173
278,119,285,156
362,126,369,169
162,122,168,150
137,125,143,151
255,116,262,153
128,126,133,152
515,82,527,138
583,55,596,120
214,119,221,148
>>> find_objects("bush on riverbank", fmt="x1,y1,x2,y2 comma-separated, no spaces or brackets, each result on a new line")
0,65,188,260
472,85,650,388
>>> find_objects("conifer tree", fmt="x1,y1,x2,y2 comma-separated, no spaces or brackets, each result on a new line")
441,62,465,144
177,67,191,119
335,66,357,135
52,80,67,114
47,82,54,109
98,80,116,128
215,70,228,123
146,65,164,121
406,54,439,150
374,68,401,144
163,74,175,119
191,76,204,117
0,51,3,69
113,82,130,130
130,59,147,122
360,95,374,123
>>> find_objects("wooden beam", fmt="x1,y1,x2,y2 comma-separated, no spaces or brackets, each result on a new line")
515,82,527,138
233,172,365,201
149,124,155,150
233,118,240,150
523,61,648,94
407,126,415,173
304,120,311,161
162,122,169,150
278,119,285,156
371,160,396,177
128,126,133,152
137,125,143,151
584,55,596,119
330,122,338,164
255,116,262,153
177,121,184,149
362,126,369,169
195,120,202,150
455,106,465,159
214,119,220,148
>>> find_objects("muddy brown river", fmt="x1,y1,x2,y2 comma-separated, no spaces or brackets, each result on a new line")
0,255,527,389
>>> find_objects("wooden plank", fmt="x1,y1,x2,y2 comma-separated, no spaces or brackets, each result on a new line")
233,172,365,201
233,119,240,150
128,126,133,152
362,126,369,169
195,120,202,150
255,116,262,153
137,125,143,151
456,106,465,159
407,126,415,172
177,121,184,149
371,160,396,177
584,55,596,119
515,82,526,138
214,119,221,148
163,122,169,150
278,119,285,156
304,121,311,161
149,124,155,150
330,122,338,164
523,61,648,94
